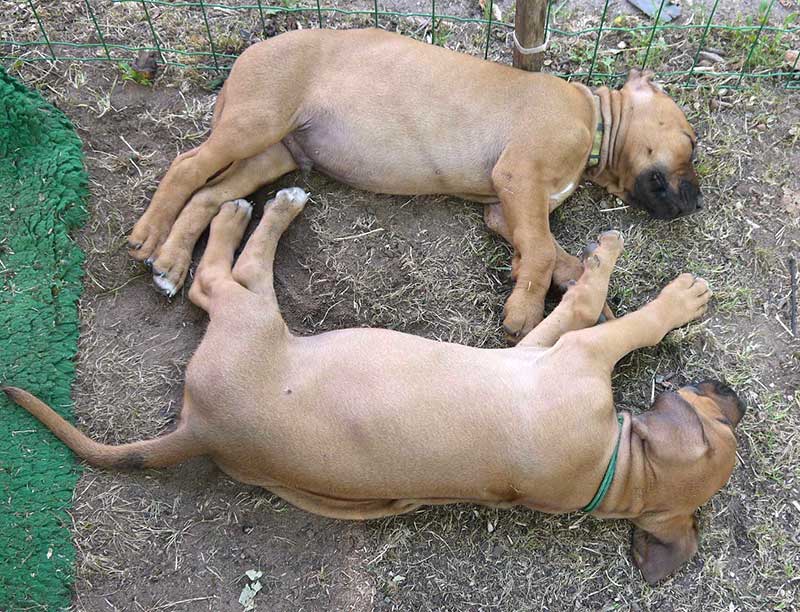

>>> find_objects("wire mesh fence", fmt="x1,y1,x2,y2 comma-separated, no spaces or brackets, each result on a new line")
1,0,798,88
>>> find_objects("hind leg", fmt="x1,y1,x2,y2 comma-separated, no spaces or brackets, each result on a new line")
128,110,291,264
187,199,253,313
150,143,298,296
231,187,309,303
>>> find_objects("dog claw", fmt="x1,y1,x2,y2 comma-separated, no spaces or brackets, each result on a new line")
229,198,254,216
580,242,599,261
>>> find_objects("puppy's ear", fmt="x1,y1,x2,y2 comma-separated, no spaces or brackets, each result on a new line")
631,514,699,584
626,68,655,83
631,396,709,463
624,69,662,95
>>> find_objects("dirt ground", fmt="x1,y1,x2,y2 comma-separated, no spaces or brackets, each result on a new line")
3,0,800,610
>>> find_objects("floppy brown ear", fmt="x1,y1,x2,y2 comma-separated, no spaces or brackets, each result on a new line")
631,514,699,585
626,68,655,82
624,69,662,96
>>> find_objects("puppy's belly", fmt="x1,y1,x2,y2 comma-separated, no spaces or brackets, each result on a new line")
282,119,498,200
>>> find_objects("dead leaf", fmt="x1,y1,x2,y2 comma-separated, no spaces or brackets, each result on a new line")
239,569,264,610
478,0,503,22
782,187,800,218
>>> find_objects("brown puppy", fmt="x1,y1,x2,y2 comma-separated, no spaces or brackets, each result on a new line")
9,188,741,584
127,28,701,342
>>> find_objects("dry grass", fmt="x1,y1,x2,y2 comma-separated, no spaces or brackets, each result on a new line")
2,0,799,610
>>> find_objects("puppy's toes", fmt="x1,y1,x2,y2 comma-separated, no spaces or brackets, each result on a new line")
151,249,192,298
216,198,253,221
502,297,543,344
598,229,624,253
274,187,309,212
127,225,165,263
153,272,179,298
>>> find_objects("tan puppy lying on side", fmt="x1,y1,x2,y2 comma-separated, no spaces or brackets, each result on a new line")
126,28,702,342
6,188,743,584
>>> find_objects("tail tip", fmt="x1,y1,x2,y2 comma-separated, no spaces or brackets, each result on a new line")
2,386,21,401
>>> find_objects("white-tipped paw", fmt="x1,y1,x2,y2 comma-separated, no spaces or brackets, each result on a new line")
275,187,309,208
153,273,178,297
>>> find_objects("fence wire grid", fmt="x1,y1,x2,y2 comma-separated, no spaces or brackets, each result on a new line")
1,0,799,88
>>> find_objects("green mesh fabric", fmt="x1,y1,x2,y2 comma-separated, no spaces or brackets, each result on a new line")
0,67,88,610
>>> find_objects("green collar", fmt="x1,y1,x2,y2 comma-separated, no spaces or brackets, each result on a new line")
587,94,604,169
581,413,624,513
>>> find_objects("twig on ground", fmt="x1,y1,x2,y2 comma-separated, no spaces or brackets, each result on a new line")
790,256,797,336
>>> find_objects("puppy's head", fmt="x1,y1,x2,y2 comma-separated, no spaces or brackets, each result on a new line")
629,380,745,584
616,69,702,220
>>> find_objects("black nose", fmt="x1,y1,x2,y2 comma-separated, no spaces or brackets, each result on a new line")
678,180,702,215
697,380,746,428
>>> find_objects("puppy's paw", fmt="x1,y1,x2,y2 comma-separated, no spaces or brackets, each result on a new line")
128,217,169,263
153,272,179,298
209,198,253,239
580,230,624,271
151,248,191,298
656,273,712,328
502,291,544,344
273,187,309,213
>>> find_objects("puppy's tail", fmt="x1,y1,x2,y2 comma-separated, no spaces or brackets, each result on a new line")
2,386,202,469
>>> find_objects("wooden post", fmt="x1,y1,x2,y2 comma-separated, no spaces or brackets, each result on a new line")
513,0,548,72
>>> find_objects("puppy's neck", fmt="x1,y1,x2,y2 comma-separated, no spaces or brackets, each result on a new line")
586,86,629,194
591,412,650,518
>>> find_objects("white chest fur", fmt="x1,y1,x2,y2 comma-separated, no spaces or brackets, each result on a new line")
548,181,577,211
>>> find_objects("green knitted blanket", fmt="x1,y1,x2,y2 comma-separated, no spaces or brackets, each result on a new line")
0,67,88,610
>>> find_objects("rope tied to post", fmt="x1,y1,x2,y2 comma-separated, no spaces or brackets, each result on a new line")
510,30,550,55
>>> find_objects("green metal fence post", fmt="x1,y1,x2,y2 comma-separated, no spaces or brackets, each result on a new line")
373,0,379,28
197,0,221,72
138,0,165,62
431,0,437,45
83,0,112,61
587,0,610,82
685,0,720,86
255,0,268,37
483,0,494,59
641,0,667,70
737,0,777,88
27,0,57,61
316,0,324,28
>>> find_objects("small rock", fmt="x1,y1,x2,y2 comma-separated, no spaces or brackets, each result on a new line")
617,41,627,49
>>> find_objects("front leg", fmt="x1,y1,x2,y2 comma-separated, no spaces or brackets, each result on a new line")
486,202,607,302
491,159,555,343
572,273,712,371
